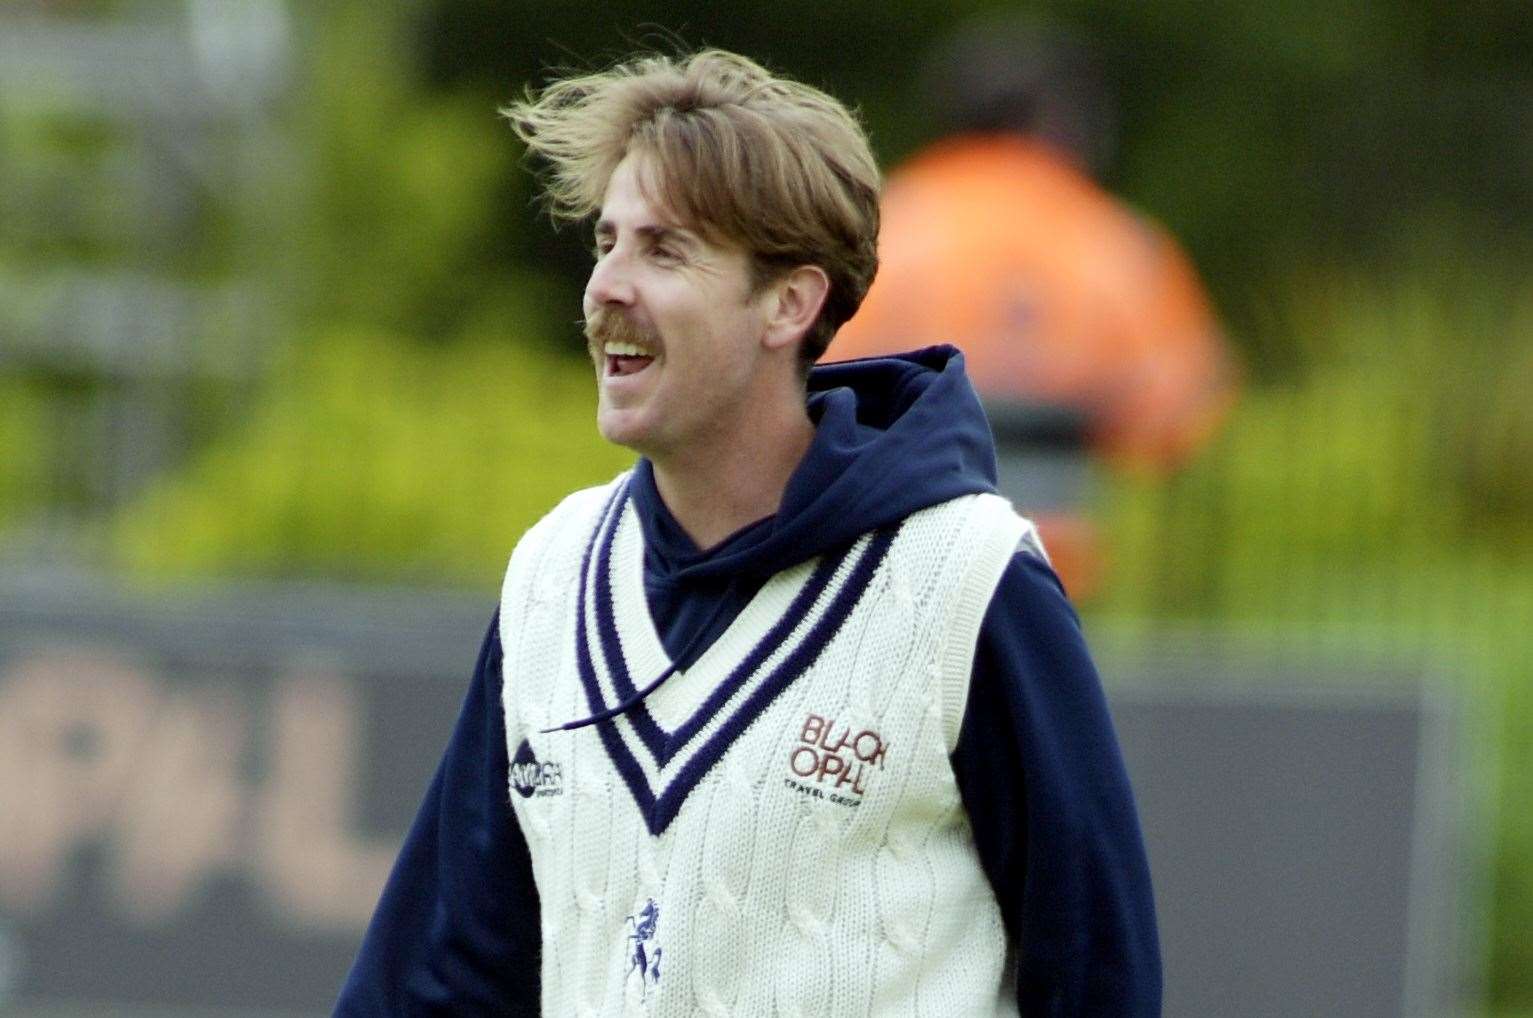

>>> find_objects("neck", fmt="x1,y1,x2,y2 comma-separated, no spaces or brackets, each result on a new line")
649,395,815,551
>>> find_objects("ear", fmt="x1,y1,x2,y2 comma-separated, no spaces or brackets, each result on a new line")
760,265,831,354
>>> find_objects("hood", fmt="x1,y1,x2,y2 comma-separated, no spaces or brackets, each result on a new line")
630,345,999,583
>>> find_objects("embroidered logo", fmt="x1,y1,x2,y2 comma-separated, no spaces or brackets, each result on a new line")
509,739,563,798
625,898,662,997
784,713,890,807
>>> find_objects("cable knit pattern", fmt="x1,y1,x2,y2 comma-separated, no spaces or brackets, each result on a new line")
500,475,1027,1017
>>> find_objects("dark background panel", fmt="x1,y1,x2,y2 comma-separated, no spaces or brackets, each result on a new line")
0,581,1456,1015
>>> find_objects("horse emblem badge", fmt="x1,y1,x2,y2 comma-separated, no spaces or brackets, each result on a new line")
625,898,663,998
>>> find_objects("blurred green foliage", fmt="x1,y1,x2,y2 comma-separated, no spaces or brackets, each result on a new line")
2,0,1531,1006
280,4,551,342
0,380,48,531
112,326,631,584
1095,253,1533,999
0,101,133,264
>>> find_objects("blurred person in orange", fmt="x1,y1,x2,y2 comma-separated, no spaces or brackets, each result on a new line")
833,18,1238,597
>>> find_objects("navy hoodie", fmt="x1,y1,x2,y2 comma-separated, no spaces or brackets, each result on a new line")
335,347,1161,1016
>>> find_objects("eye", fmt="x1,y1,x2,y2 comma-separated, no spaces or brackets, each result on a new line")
650,245,681,263
592,239,613,259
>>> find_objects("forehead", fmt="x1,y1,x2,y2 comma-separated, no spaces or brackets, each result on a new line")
594,152,718,245
597,154,677,224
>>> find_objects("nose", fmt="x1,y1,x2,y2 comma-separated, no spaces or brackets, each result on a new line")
585,247,636,309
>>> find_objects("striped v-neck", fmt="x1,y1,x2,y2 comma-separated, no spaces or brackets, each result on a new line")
574,481,898,835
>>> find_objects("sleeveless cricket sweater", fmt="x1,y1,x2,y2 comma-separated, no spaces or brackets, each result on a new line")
499,475,1030,1017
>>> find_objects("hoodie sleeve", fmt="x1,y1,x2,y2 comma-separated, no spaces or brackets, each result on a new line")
951,550,1162,1016
333,612,541,1017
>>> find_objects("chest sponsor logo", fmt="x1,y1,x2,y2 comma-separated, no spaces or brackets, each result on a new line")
785,713,889,807
509,738,563,798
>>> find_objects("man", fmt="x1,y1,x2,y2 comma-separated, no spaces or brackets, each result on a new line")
335,49,1159,1016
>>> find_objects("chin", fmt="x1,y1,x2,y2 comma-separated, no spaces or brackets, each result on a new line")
596,409,655,454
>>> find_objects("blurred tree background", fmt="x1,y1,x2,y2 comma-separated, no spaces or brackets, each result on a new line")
2,0,1531,1009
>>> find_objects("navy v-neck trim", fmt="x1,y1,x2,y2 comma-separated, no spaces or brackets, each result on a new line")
591,484,854,769
572,480,899,836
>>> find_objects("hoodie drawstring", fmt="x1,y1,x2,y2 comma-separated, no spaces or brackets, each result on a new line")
540,588,737,735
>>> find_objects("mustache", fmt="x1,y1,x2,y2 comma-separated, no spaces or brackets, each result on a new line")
583,308,659,351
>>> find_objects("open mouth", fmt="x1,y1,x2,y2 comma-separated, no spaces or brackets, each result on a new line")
604,341,656,377
607,354,654,376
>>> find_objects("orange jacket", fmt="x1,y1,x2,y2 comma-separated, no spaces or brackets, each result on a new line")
831,135,1236,470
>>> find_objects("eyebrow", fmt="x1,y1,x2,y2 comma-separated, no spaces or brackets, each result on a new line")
592,220,697,248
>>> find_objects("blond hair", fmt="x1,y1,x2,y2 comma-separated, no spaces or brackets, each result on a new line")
502,49,881,366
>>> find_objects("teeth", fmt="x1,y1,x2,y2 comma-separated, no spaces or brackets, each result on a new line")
604,341,653,357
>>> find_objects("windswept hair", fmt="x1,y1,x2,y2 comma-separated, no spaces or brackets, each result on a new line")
502,49,881,366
